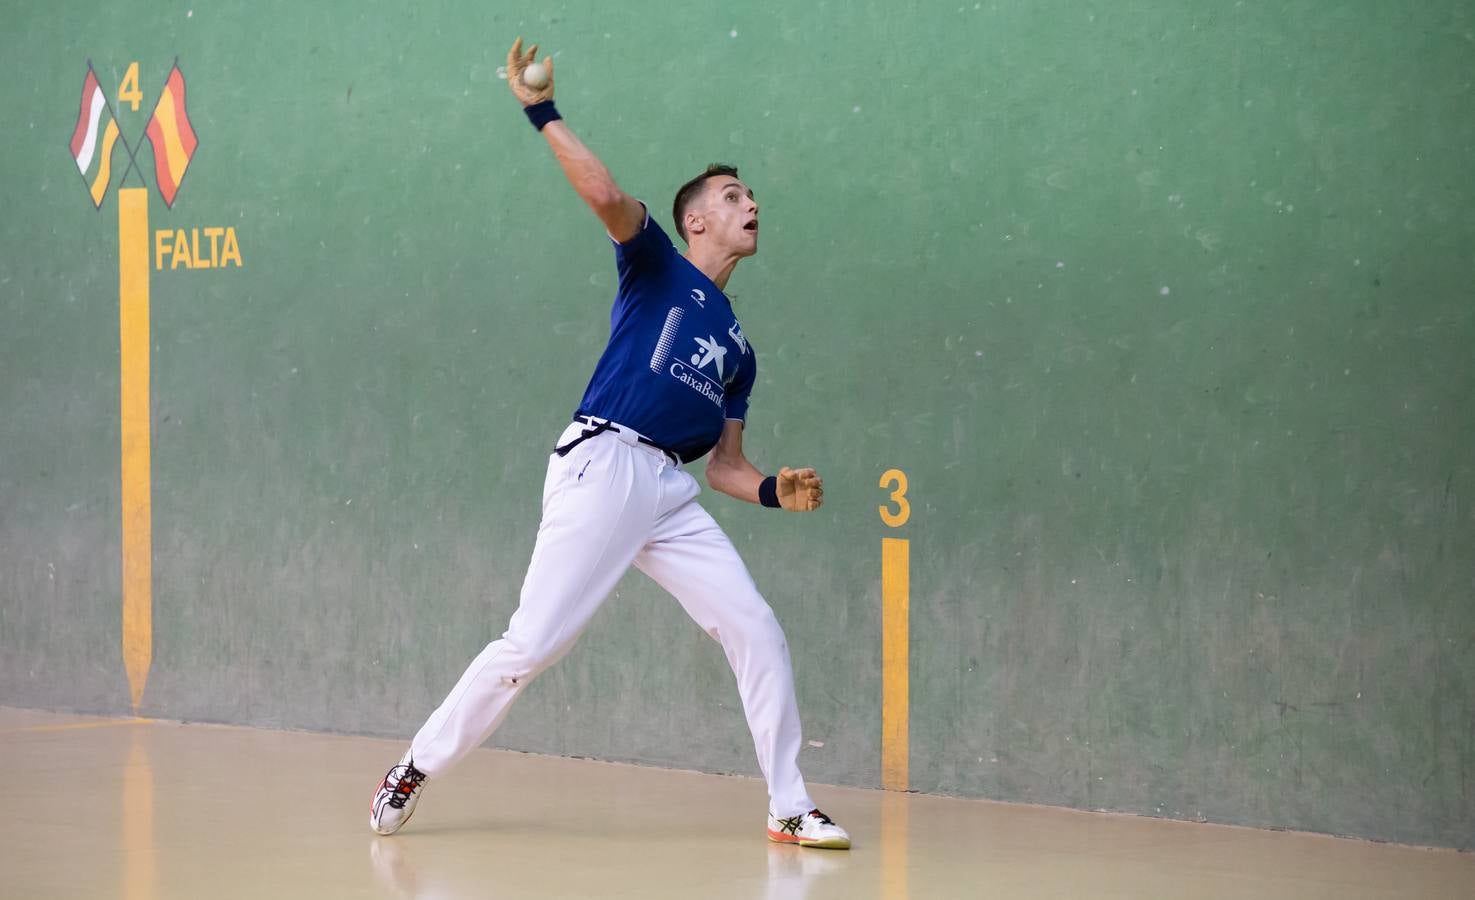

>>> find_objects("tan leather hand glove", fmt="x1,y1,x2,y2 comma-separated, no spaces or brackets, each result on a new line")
777,467,824,512
506,37,555,106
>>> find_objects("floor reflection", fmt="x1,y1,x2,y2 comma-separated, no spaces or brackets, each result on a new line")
763,842,849,899
368,838,421,899
123,723,155,900
367,832,855,899
8,709,1468,900
881,791,909,900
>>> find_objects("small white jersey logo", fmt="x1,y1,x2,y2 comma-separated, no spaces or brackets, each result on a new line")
690,335,728,380
728,319,748,355
690,288,706,308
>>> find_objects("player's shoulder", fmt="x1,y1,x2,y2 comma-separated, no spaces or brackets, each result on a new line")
612,203,674,247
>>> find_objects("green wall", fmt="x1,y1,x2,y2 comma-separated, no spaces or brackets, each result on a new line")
2,1,1472,849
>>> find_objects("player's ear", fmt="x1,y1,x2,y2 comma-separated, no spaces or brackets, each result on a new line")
685,212,705,237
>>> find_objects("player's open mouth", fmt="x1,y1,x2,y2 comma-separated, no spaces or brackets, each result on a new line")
744,221,758,232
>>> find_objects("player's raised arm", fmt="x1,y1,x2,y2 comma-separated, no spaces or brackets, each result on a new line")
706,420,824,512
506,37,645,243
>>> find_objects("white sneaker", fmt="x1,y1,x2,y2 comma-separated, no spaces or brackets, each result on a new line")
369,750,428,835
767,808,851,849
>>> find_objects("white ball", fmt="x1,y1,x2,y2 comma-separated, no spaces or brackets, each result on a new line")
522,63,549,89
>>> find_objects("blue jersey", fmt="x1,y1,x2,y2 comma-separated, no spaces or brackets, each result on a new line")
574,209,756,463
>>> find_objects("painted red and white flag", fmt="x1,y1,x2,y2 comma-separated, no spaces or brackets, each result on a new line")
68,66,121,209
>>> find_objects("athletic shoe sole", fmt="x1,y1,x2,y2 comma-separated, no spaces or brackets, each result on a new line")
766,828,851,850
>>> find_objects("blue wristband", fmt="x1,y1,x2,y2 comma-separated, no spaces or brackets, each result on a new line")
524,100,561,131
758,476,781,509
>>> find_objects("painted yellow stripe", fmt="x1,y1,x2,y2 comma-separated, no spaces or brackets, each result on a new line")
89,118,119,206
152,87,191,186
119,188,152,714
882,536,910,791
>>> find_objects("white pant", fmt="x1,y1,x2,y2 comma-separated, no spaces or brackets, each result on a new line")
409,421,815,817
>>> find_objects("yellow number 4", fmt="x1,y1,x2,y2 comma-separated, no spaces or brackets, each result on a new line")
879,469,910,528
118,62,143,112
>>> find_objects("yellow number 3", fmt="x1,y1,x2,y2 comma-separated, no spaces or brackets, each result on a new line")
879,468,910,528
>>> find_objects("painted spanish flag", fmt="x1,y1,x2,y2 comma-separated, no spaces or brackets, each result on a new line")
145,64,198,208
69,66,121,209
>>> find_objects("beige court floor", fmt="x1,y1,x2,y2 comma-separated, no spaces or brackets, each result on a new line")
4,707,1472,899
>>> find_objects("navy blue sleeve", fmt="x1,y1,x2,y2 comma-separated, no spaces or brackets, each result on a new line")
723,344,756,422
612,204,676,276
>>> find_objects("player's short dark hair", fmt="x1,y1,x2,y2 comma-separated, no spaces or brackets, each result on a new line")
672,163,740,243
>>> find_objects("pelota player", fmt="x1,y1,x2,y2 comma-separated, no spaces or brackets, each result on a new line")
369,38,851,850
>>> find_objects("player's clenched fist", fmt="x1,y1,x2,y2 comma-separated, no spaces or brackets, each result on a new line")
506,37,555,106
777,467,823,512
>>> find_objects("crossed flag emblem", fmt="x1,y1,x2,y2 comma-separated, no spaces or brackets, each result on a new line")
68,59,198,210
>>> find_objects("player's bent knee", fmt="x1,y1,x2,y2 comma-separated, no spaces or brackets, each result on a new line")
499,628,576,681
727,604,792,653
748,603,786,636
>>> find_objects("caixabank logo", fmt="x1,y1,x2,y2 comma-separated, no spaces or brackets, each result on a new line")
67,58,244,713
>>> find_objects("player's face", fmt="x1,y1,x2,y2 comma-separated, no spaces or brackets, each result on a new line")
699,178,759,256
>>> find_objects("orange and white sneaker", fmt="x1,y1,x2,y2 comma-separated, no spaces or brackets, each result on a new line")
369,750,428,835
767,808,851,849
